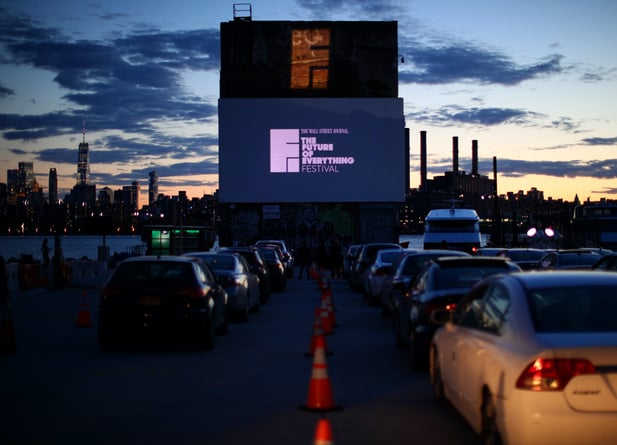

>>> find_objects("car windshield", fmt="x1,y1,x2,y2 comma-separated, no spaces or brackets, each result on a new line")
259,249,278,261
506,250,545,262
111,261,192,285
559,253,601,266
381,251,404,263
435,266,511,289
528,286,617,332
204,255,236,270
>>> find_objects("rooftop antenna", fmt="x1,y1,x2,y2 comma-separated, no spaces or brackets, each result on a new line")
82,119,87,143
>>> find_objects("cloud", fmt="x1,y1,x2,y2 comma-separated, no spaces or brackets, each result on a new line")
477,158,617,180
406,106,534,127
0,83,15,98
400,44,563,85
419,156,617,183
0,8,220,142
582,136,617,146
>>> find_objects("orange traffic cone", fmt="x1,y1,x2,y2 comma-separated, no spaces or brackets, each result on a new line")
299,335,342,412
305,307,332,357
313,418,334,445
310,263,319,281
320,300,333,335
75,290,92,328
0,309,16,355
319,277,330,292
321,292,338,328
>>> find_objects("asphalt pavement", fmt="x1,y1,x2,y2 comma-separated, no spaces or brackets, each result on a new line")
0,272,478,444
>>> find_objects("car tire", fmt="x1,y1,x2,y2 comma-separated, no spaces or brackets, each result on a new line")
97,322,118,351
251,293,260,313
430,348,446,404
408,332,424,372
394,319,404,349
196,316,214,350
216,308,229,336
237,304,249,322
481,391,503,445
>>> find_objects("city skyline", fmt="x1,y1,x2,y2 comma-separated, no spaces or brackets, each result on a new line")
1,0,617,203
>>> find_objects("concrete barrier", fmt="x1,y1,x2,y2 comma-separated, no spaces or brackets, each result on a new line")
5,260,112,297
6,263,21,294
18,264,41,290
66,260,111,289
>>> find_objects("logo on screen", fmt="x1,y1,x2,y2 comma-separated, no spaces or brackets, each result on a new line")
270,129,301,173
270,128,354,174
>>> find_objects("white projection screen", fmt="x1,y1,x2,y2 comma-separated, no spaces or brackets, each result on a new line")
218,98,406,203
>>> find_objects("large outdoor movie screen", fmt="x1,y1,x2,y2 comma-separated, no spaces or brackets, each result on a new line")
218,98,406,203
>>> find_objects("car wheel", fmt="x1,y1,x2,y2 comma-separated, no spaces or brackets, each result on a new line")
394,314,404,349
251,293,260,313
216,308,229,336
98,326,116,351
481,391,503,445
196,316,214,351
237,304,249,322
408,331,426,372
430,347,445,403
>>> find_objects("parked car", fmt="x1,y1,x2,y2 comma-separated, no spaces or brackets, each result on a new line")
355,242,403,298
500,247,547,270
592,251,617,271
343,244,363,279
255,245,287,292
533,249,605,270
185,252,260,322
403,256,521,371
254,240,294,277
365,248,408,307
98,255,228,350
220,246,272,304
389,250,470,340
347,243,365,291
430,271,617,445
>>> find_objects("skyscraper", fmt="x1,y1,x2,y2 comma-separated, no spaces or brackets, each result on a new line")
49,168,58,203
77,122,90,185
122,181,140,211
18,162,36,193
6,169,18,194
148,171,158,206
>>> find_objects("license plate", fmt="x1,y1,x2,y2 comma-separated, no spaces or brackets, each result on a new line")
139,296,161,306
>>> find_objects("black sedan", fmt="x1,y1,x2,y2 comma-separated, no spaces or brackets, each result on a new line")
403,256,521,371
98,255,228,350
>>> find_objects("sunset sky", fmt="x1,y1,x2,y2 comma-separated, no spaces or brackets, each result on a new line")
1,0,616,204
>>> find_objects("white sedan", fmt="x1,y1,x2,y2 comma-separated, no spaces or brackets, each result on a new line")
430,271,617,445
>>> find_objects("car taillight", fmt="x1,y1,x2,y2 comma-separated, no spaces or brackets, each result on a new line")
178,287,207,298
100,286,121,301
516,358,596,391
423,301,456,317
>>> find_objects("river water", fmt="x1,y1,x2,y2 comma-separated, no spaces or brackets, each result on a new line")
0,233,487,263
0,235,147,262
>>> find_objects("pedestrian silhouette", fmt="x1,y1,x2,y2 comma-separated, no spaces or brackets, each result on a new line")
41,239,51,266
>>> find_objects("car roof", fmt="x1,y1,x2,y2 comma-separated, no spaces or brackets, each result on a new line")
410,249,470,257
504,270,617,289
121,255,200,264
431,256,518,268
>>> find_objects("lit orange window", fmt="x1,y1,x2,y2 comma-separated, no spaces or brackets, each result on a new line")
290,28,330,89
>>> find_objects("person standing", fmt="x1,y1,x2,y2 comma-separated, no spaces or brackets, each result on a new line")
41,238,51,266
296,240,312,279
0,256,8,309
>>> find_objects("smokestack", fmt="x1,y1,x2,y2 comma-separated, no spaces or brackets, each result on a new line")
472,139,478,176
452,136,459,173
420,131,427,191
